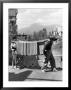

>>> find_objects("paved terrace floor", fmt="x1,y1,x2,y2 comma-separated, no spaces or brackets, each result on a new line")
9,66,62,81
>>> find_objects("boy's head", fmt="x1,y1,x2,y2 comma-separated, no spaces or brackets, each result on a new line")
49,36,57,41
44,39,50,44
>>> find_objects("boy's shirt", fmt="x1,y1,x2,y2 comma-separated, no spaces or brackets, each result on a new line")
11,42,17,51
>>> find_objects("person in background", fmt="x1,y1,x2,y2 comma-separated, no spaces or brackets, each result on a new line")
11,41,17,69
43,36,58,72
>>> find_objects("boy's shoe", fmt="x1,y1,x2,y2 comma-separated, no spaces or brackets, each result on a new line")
12,66,15,69
41,69,45,72
52,68,58,72
14,66,16,69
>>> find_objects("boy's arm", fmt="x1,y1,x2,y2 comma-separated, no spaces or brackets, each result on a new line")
37,39,49,44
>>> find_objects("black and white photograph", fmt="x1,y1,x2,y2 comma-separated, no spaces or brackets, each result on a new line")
3,3,68,87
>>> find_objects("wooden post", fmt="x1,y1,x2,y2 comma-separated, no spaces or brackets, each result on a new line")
37,42,39,60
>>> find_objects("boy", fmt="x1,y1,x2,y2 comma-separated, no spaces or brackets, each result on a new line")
11,41,17,69
43,37,58,72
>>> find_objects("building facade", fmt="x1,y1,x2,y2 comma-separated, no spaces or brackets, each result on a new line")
9,9,18,65
9,9,18,40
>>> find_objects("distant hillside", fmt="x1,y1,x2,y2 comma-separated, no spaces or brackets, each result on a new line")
18,23,62,35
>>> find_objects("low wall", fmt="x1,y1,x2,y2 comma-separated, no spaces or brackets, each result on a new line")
16,55,40,69
9,54,62,69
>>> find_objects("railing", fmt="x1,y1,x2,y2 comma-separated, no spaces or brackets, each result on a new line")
15,39,62,59
16,39,49,56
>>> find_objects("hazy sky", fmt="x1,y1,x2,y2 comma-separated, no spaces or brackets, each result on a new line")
17,8,62,30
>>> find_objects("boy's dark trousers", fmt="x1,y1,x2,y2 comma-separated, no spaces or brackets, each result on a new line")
44,50,56,70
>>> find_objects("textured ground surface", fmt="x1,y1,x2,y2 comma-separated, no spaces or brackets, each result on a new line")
9,66,62,81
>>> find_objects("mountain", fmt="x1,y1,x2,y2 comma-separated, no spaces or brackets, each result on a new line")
18,23,62,35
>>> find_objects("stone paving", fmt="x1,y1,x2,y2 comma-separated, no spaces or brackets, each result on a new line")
9,66,62,81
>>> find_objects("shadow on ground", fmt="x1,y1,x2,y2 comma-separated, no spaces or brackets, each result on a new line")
9,70,32,81
40,67,62,72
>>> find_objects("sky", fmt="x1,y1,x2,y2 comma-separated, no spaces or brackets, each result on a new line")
17,8,62,30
